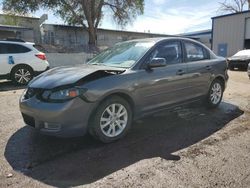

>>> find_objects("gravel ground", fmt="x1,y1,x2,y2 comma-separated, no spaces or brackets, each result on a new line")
0,70,249,188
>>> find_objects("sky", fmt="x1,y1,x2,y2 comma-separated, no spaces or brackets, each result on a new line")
4,0,250,35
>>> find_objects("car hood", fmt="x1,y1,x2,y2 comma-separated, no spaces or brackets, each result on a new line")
228,55,250,61
29,64,126,89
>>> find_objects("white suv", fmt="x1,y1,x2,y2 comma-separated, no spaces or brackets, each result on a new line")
0,40,50,85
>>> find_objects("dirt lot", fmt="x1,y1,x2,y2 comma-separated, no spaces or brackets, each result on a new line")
0,71,249,188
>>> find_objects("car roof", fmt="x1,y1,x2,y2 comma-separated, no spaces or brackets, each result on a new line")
0,40,34,45
120,37,199,44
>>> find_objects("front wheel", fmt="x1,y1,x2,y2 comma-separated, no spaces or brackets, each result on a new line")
206,79,224,108
89,96,132,143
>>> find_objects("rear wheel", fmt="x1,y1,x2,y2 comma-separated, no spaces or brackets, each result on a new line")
89,96,132,143
11,65,34,85
206,79,224,108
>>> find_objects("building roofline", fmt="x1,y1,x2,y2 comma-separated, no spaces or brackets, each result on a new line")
98,28,174,36
0,13,40,20
0,24,33,31
0,24,31,29
179,29,212,37
42,23,175,37
212,10,250,19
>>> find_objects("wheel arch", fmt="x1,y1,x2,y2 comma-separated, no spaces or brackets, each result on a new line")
213,75,226,91
88,91,135,126
108,92,135,111
97,92,135,113
10,63,34,75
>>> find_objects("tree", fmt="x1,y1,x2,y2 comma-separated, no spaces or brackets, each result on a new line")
219,0,249,13
2,0,144,47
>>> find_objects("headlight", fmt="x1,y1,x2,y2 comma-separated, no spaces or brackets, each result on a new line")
41,87,87,102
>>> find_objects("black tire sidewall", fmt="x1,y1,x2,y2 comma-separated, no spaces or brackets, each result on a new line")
206,79,223,108
89,96,133,143
228,64,234,70
11,65,33,85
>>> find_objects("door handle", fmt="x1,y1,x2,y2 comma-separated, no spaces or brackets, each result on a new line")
176,69,185,75
206,65,212,70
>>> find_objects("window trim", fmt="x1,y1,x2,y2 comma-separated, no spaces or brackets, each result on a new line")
139,39,184,69
182,40,210,63
0,43,31,54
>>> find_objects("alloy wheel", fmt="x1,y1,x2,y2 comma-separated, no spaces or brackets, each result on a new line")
210,82,222,105
14,68,32,84
100,103,128,138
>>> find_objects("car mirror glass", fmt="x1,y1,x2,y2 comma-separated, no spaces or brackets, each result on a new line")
147,58,167,69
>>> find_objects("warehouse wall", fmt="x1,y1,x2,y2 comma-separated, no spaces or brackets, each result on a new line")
41,24,171,50
0,14,43,43
96,29,168,47
46,53,94,68
0,30,15,39
212,11,250,57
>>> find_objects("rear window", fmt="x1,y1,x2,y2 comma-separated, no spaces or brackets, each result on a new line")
184,42,209,62
0,43,31,54
33,45,47,53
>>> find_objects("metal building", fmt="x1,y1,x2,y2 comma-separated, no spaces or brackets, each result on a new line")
0,14,47,43
179,29,212,49
212,10,250,57
41,24,174,50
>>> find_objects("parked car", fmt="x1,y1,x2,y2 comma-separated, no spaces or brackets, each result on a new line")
227,49,250,70
20,38,228,143
0,39,50,85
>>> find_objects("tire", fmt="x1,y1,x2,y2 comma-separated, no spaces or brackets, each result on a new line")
228,64,234,70
243,64,248,71
11,65,34,85
89,96,132,143
206,79,224,109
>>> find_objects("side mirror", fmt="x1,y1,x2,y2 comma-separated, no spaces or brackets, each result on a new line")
147,58,167,69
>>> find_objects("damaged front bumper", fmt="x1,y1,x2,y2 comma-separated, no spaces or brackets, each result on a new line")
19,94,96,137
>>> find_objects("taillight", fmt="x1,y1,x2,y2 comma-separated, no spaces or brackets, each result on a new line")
35,53,47,60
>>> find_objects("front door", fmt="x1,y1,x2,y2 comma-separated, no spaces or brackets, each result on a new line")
135,40,190,113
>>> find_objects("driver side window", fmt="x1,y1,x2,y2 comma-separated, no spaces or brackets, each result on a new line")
148,41,182,65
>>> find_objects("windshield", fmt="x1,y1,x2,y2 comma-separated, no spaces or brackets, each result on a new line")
234,50,250,56
88,41,155,68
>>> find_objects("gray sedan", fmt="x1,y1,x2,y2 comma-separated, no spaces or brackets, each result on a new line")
20,38,228,143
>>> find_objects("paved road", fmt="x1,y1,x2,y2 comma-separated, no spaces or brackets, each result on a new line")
0,71,249,187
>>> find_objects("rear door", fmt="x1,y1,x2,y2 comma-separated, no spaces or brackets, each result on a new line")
135,40,190,113
183,40,213,98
